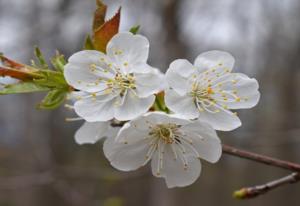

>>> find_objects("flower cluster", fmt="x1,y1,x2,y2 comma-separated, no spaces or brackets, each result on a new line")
64,32,260,188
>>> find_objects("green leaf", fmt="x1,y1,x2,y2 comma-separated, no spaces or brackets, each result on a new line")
0,82,49,95
84,35,95,50
129,25,140,34
38,89,67,109
34,70,68,89
51,51,66,72
153,92,169,113
34,47,49,69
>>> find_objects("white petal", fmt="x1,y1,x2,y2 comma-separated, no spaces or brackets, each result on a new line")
66,91,89,103
182,121,222,163
64,50,114,92
194,51,235,73
103,137,150,171
135,68,166,98
75,121,110,145
74,95,116,122
115,121,150,144
151,146,201,188
114,90,155,121
107,32,149,73
165,59,196,95
212,73,260,109
165,89,199,119
198,106,241,131
130,62,157,73
142,112,191,126
68,50,106,65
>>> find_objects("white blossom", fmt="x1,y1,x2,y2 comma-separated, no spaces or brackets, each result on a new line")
74,121,119,145
65,91,119,145
64,32,165,122
104,112,222,188
165,50,260,131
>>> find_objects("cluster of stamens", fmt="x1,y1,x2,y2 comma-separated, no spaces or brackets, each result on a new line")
189,66,248,114
129,122,203,175
106,73,136,96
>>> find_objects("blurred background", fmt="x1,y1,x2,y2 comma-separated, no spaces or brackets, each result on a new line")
1,0,300,205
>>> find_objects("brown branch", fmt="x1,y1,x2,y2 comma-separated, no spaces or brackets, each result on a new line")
233,173,300,199
222,144,300,172
222,144,300,199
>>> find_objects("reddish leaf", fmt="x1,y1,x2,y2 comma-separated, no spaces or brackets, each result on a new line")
0,66,39,81
0,55,25,69
93,0,107,31
93,8,121,53
0,55,40,80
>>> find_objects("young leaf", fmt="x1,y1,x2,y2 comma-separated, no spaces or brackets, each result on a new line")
0,66,42,81
34,47,49,69
0,55,28,70
93,0,107,31
51,51,66,72
37,89,67,109
34,70,68,89
93,8,121,53
0,55,41,80
129,25,140,34
84,35,95,50
0,82,49,95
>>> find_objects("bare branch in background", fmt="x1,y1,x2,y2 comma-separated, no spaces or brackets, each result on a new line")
233,173,300,199
222,144,300,172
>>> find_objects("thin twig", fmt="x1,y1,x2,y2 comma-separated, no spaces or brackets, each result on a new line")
222,144,300,199
222,144,300,172
233,173,300,199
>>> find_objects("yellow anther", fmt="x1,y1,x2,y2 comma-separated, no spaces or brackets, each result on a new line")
207,87,214,94
123,62,129,67
236,97,241,102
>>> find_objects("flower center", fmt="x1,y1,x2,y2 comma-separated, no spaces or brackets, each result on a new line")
190,82,214,101
149,123,179,144
106,73,136,95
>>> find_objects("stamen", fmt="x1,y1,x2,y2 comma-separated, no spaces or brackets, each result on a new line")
65,117,83,122
64,104,74,110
